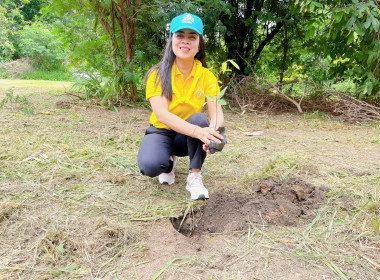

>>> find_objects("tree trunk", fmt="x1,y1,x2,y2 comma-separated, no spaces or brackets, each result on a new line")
91,0,120,69
221,0,284,73
251,21,284,68
118,0,139,102
89,0,139,103
274,0,288,88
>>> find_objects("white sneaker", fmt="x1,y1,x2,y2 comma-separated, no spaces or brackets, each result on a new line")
158,156,177,185
186,172,209,200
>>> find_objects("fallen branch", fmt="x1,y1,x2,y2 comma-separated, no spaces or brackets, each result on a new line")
226,76,380,123
262,77,303,113
328,89,380,123
228,75,303,113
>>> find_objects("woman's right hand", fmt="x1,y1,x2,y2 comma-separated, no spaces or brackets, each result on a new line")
194,126,223,145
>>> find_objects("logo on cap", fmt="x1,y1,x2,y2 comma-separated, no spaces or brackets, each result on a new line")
181,14,194,24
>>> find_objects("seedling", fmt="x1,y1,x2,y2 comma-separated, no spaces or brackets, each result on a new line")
206,59,240,130
205,60,239,153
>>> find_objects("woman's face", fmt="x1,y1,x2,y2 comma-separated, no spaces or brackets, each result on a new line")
172,29,200,62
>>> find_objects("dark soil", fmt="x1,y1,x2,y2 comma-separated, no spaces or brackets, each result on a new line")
171,178,329,236
55,101,77,109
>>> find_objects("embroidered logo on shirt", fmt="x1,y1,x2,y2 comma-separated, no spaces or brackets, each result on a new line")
195,88,204,100
181,14,194,24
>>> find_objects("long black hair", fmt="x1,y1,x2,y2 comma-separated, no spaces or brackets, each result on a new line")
145,34,207,100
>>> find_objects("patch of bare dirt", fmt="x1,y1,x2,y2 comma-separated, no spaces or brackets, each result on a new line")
172,178,329,235
339,193,356,211
55,101,78,109
140,221,336,280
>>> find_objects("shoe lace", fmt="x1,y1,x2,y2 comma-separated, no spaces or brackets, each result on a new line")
189,172,204,189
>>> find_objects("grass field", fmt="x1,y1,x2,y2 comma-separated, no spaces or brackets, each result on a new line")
0,79,379,280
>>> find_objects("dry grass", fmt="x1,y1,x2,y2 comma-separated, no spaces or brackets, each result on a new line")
0,81,379,279
0,58,36,78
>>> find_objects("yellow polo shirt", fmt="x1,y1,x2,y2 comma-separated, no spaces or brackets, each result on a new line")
146,59,220,129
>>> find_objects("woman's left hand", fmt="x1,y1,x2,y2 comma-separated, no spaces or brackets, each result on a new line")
194,126,223,144
202,143,212,154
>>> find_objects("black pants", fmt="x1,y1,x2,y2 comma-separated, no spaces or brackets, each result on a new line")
137,113,209,177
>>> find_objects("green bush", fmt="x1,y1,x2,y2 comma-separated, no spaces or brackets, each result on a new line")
0,8,15,62
18,22,66,70
0,68,10,79
0,30,15,63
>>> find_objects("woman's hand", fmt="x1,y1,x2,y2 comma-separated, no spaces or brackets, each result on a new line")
194,126,223,146
202,143,212,154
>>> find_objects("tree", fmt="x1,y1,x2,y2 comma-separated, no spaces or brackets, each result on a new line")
296,0,380,102
46,0,379,105
0,0,49,60
0,6,15,62
208,0,286,74
18,21,66,70
50,0,146,102
86,0,141,102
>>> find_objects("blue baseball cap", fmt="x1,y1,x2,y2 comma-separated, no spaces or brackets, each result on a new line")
170,13,203,35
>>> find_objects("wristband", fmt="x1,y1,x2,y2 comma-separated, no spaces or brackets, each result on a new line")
191,126,198,138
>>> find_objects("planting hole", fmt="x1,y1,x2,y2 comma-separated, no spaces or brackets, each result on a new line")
171,178,329,236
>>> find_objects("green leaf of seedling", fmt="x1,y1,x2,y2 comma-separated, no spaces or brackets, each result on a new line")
206,95,215,101
221,62,227,74
218,99,227,106
227,59,240,70
217,87,228,99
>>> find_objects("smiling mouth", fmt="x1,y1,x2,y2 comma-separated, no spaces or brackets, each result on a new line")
180,47,190,52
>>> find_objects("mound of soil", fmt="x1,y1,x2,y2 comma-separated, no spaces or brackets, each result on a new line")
171,178,329,236
0,58,35,78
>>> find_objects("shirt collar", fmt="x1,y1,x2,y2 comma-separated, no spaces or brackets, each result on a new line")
173,59,201,78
